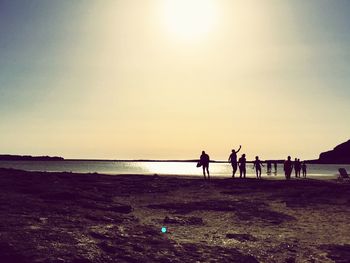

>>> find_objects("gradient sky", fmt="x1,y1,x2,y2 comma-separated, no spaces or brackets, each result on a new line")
1,0,349,160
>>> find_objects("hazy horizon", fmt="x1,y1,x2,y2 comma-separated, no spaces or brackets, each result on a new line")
1,0,349,160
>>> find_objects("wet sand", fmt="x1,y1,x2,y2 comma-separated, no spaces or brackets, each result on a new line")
0,168,350,263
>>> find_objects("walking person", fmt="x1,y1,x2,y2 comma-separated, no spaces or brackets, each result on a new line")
228,145,241,178
199,151,210,180
284,156,293,180
238,154,247,178
274,162,277,175
301,162,307,178
253,156,264,179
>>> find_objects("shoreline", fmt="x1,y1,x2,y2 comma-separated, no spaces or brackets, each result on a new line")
0,168,340,181
0,168,349,262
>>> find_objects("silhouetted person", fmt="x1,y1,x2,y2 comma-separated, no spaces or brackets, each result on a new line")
253,156,264,179
297,159,301,177
294,158,301,178
267,161,272,174
238,154,246,178
284,156,293,180
302,162,307,178
200,151,210,180
228,145,241,178
274,162,277,174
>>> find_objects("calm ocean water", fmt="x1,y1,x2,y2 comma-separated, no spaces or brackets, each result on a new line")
0,161,348,179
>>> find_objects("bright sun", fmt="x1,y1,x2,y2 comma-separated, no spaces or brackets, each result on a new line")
162,0,218,42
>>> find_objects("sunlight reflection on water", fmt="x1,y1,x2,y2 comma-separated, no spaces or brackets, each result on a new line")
0,161,348,179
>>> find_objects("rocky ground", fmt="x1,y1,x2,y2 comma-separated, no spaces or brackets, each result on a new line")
0,168,350,262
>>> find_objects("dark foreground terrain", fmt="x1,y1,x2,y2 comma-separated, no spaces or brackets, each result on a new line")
0,168,349,262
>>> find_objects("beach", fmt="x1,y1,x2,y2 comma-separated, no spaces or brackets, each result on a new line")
0,168,350,263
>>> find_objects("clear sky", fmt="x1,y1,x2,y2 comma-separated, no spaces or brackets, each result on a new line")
0,0,349,160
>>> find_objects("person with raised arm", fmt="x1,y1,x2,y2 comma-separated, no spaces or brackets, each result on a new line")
228,145,242,178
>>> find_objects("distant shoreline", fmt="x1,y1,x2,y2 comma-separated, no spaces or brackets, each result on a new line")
3,139,349,164
0,154,64,161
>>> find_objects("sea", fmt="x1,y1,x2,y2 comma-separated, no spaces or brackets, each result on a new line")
0,160,348,180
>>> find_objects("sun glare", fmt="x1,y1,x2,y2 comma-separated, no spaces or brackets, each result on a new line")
161,0,218,42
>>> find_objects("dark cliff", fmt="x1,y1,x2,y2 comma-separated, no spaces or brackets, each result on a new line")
317,139,350,164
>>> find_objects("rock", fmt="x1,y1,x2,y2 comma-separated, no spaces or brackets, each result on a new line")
226,233,257,242
38,217,48,224
320,244,350,262
132,244,144,252
285,257,296,263
164,216,204,225
80,202,133,214
42,257,93,263
0,242,29,263
279,242,297,253
98,241,119,253
110,204,133,214
89,231,107,240
149,200,295,224
85,214,124,223
39,192,80,201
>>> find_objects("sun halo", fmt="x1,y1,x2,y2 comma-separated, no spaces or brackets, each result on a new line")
161,0,218,42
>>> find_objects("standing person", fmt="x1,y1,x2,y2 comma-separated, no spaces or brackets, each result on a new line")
253,156,264,179
284,156,293,180
199,151,210,180
301,162,307,178
297,159,301,177
238,154,247,178
294,158,302,178
228,145,241,178
294,158,298,177
267,161,272,175
274,162,277,174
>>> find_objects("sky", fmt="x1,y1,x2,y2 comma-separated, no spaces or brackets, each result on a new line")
0,0,349,160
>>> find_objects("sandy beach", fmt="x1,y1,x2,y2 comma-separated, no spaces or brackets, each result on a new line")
0,168,350,263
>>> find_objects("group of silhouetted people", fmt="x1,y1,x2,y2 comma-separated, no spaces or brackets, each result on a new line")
198,146,307,180
227,145,248,179
283,156,307,180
